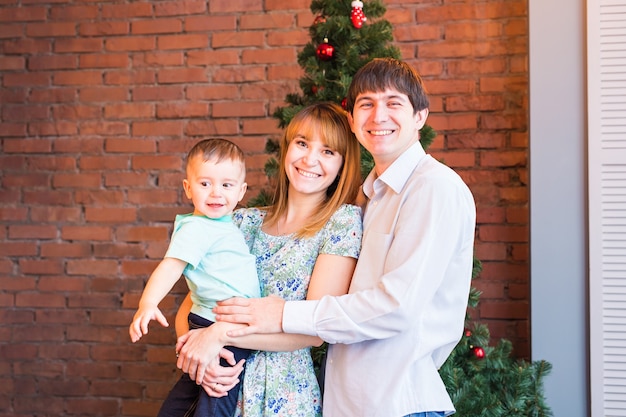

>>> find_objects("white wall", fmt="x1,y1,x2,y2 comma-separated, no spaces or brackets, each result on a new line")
529,0,589,415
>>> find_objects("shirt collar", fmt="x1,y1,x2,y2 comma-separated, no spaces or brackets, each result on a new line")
363,142,426,197
186,213,233,223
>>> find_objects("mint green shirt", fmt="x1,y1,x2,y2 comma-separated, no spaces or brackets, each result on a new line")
165,213,260,321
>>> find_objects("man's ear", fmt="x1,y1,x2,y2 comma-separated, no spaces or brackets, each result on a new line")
347,112,356,133
415,108,429,130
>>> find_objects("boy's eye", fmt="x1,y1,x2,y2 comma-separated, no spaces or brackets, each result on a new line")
200,181,209,187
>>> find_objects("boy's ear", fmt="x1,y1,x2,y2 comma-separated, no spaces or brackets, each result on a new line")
182,179,192,199
238,182,248,202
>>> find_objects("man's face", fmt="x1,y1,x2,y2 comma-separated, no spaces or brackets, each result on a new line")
348,88,428,174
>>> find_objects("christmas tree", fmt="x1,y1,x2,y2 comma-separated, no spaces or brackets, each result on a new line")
253,0,552,415
440,259,553,417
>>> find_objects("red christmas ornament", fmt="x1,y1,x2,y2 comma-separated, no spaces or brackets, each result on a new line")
472,346,485,359
316,38,334,61
351,0,367,29
313,14,327,26
465,329,472,337
341,97,347,110
312,85,324,94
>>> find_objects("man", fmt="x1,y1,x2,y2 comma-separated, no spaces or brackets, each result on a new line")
178,58,476,417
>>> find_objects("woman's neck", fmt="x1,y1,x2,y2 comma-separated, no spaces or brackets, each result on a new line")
270,191,325,236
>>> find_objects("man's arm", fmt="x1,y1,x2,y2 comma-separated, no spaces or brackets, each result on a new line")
214,252,355,336
218,176,475,347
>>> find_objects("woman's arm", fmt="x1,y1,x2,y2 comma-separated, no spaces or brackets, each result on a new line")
180,253,356,351
175,292,192,338
220,253,355,350
176,253,357,382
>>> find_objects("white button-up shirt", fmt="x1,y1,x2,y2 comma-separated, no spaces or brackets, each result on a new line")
283,142,476,417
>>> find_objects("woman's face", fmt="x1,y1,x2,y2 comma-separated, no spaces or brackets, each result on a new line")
284,128,344,199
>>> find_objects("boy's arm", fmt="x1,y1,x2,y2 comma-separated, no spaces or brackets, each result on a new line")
129,257,187,342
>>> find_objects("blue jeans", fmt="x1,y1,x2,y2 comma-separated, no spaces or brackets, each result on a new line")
404,413,446,417
157,313,250,417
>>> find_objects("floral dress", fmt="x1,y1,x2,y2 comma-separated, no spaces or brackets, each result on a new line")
232,204,362,417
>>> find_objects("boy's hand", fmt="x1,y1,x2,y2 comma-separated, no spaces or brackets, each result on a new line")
129,305,169,342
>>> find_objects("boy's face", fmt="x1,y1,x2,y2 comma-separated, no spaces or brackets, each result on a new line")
182,155,247,219
348,88,428,174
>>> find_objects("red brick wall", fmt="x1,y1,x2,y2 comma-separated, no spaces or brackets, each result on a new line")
0,0,529,415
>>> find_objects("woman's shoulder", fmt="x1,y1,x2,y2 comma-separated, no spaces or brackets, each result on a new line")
331,203,362,221
234,207,266,226
324,204,363,233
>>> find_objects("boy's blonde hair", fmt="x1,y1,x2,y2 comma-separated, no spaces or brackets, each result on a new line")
185,138,246,173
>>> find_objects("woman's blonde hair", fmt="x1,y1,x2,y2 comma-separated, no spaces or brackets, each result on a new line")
265,102,361,238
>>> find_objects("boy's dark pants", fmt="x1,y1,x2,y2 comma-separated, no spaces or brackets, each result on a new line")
157,313,249,417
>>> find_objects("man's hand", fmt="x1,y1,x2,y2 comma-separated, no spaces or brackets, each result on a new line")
214,295,285,336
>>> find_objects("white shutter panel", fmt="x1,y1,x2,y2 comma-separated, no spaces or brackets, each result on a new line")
589,1,626,416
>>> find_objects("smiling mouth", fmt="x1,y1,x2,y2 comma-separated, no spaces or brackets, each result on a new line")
369,130,394,136
297,168,321,178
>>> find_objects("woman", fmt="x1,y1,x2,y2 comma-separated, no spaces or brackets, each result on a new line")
172,102,363,416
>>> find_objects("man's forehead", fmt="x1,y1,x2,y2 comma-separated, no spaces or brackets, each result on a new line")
356,89,409,100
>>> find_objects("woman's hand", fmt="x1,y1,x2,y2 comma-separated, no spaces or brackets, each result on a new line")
198,351,244,398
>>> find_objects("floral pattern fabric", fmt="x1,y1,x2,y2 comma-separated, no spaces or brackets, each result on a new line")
232,204,362,417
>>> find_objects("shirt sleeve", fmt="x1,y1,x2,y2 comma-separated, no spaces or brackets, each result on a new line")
320,204,362,259
283,174,476,364
165,217,213,268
